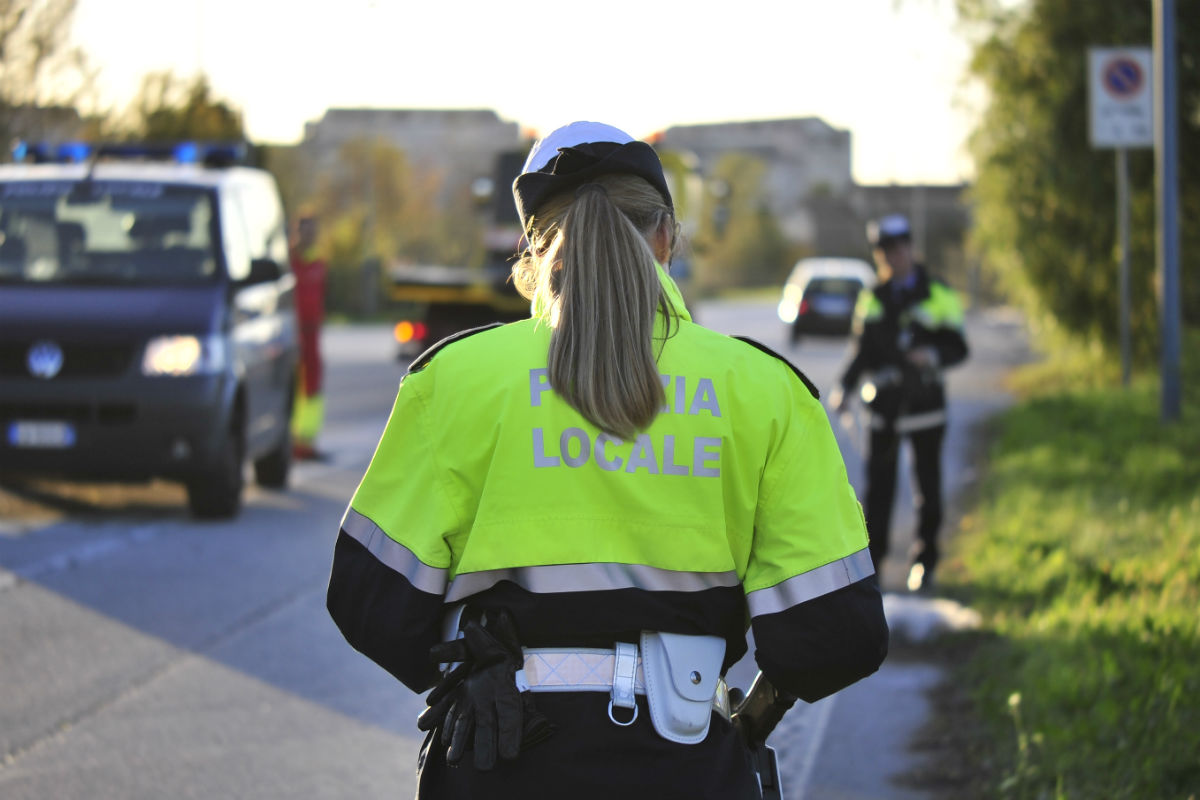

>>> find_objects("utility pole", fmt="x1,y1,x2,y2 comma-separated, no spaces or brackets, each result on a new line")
1154,0,1182,421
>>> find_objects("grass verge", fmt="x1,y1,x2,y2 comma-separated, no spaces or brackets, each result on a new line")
940,331,1200,799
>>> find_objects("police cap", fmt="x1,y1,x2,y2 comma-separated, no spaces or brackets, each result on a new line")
513,121,673,229
866,214,912,248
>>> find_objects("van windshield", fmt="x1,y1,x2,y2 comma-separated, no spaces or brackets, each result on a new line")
0,181,220,285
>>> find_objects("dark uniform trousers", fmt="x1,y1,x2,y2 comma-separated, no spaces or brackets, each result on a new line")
416,693,761,800
865,424,945,573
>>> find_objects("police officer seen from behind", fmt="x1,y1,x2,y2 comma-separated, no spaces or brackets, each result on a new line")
832,214,968,592
327,121,888,799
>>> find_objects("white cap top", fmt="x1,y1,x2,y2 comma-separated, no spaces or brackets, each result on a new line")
521,121,635,175
877,214,911,238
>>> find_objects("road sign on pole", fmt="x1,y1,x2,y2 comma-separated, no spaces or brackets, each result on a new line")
1089,48,1154,148
1089,47,1153,388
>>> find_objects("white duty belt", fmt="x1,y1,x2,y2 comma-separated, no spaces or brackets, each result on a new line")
440,608,730,745
516,639,731,740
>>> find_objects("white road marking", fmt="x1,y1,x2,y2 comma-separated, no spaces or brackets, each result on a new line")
792,693,837,799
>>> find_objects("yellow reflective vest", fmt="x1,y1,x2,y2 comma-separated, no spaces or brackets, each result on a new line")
329,265,883,699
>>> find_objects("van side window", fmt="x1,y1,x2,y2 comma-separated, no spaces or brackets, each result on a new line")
220,188,252,281
236,180,289,267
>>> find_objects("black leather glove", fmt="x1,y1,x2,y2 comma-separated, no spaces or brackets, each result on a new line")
729,674,796,748
416,609,554,770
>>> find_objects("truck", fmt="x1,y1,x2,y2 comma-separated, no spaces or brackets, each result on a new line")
388,151,531,357
385,144,703,357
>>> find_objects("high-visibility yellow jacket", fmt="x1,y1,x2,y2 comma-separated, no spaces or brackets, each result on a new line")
841,266,968,432
328,266,887,707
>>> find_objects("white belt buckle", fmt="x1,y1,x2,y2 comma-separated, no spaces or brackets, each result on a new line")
608,641,639,726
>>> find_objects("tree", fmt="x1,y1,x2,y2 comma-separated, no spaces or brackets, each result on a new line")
293,138,486,314
310,138,481,267
124,72,244,142
959,0,1199,357
690,152,797,290
0,0,92,143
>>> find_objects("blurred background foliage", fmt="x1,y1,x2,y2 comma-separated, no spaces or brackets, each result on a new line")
947,329,1200,797
126,72,244,143
957,0,1199,362
1,0,1196,342
262,138,485,314
689,152,805,292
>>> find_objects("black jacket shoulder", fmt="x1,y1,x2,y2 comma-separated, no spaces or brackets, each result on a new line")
407,323,505,374
732,336,819,400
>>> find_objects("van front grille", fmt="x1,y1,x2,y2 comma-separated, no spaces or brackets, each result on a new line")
0,342,135,378
0,402,137,424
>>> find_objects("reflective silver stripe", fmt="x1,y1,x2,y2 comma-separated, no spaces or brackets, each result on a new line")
746,548,875,617
340,507,447,596
446,562,740,603
521,648,646,693
869,409,948,432
865,366,904,387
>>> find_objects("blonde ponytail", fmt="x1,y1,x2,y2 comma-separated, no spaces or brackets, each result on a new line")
513,174,677,439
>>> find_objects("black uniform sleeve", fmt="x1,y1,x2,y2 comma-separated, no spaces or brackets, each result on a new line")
326,531,445,693
924,325,968,370
840,311,904,394
751,576,888,703
839,342,868,395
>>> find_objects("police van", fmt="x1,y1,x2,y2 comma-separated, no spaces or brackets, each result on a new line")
0,142,298,518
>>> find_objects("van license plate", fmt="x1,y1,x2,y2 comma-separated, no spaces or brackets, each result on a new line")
7,421,76,449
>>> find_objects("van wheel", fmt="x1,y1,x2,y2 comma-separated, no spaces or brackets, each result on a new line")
187,426,244,519
254,427,291,489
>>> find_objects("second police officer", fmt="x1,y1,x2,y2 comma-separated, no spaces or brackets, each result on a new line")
327,121,889,799
833,214,969,592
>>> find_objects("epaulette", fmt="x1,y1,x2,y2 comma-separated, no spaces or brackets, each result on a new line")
407,323,505,374
732,336,820,400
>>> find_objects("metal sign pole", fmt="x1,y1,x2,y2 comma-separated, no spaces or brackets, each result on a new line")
1154,0,1182,421
1117,148,1131,387
1088,45,1154,392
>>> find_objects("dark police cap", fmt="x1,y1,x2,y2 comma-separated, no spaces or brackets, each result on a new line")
512,121,673,229
866,214,912,248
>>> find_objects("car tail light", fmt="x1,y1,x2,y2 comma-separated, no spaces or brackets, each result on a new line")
799,299,811,316
394,321,429,344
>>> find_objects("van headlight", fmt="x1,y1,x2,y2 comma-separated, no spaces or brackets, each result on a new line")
142,335,226,376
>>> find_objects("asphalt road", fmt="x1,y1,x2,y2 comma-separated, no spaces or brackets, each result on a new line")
0,298,1028,799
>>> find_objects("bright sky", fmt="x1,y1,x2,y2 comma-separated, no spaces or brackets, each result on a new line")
71,0,980,185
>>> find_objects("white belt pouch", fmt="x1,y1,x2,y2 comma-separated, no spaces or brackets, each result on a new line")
639,631,727,745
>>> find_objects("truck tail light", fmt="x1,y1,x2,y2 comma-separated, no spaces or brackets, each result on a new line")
394,321,429,344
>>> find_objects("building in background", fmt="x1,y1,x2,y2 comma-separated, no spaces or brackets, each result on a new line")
659,117,853,245
287,108,979,301
298,108,522,204
656,117,974,296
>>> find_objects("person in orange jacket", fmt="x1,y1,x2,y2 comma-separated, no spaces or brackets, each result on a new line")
290,212,327,460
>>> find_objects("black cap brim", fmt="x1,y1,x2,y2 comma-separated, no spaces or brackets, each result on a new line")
513,140,673,228
872,234,912,248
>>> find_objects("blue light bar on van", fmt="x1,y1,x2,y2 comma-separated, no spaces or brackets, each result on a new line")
173,142,200,164
58,142,93,163
10,140,249,166
9,141,92,163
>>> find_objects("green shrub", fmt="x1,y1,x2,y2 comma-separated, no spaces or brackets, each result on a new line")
947,331,1200,798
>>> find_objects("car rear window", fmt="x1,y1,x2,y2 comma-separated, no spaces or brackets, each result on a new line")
806,277,863,295
0,180,220,285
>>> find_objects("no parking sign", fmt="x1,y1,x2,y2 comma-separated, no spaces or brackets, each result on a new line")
1089,47,1154,148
